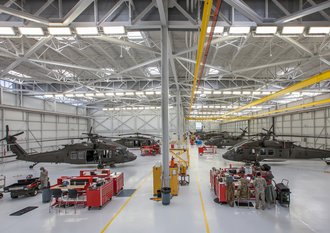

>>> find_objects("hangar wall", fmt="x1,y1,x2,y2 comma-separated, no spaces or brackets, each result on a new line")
0,91,88,162
220,93,330,149
91,108,182,139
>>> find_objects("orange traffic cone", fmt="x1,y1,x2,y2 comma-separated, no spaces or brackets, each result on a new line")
215,149,217,153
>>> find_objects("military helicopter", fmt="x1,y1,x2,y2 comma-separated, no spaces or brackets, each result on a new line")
114,133,160,148
0,125,137,169
198,131,229,141
204,127,248,148
222,126,330,165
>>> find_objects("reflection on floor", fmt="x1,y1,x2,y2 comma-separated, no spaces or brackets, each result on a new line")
0,145,330,233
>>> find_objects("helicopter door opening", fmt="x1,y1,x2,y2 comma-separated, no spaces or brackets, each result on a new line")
134,140,140,147
86,150,99,163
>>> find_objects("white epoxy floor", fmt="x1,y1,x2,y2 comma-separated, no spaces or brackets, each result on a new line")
1,144,330,233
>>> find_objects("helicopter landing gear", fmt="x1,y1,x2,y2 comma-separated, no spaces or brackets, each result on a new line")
97,163,104,169
110,164,116,168
253,161,260,167
325,160,330,165
29,162,39,169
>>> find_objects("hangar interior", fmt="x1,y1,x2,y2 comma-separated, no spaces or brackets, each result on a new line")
1,0,330,232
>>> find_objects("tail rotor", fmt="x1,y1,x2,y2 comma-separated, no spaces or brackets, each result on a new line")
0,125,24,151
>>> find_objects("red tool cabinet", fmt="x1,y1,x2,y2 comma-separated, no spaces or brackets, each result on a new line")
111,172,124,195
87,179,113,210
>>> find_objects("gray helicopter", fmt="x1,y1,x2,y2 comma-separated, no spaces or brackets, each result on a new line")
222,126,330,165
204,127,248,148
0,126,137,169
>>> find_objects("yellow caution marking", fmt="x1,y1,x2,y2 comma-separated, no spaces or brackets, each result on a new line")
101,171,152,233
192,157,210,233
325,171,330,173
13,175,22,177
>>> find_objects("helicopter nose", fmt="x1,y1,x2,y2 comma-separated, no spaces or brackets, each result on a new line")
222,152,229,160
130,153,137,161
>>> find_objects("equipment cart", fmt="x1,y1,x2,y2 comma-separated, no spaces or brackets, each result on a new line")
140,146,156,156
0,175,6,199
4,175,40,198
111,172,124,195
87,178,113,210
275,179,291,207
199,145,215,155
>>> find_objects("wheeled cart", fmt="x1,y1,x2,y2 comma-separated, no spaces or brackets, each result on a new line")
199,145,215,155
111,172,124,195
87,179,113,210
275,179,291,207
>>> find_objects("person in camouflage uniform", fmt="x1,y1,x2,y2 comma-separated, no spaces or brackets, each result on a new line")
253,172,267,210
226,182,235,207
237,174,250,201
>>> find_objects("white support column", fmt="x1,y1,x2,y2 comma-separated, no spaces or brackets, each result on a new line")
161,25,170,187
176,91,181,145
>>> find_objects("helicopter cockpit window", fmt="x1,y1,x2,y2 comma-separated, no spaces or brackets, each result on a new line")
260,148,266,156
78,151,85,159
70,151,78,159
236,148,244,154
115,149,122,156
249,149,255,155
268,149,274,156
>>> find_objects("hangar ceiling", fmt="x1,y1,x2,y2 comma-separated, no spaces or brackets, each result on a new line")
1,0,330,119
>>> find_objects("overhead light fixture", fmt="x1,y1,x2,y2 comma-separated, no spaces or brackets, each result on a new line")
48,27,72,35
156,106,161,109
102,108,108,111
105,92,114,96
44,94,54,98
253,91,261,95
213,91,221,94
103,26,125,35
145,107,150,109
126,92,134,95
229,26,250,34
65,94,74,97
209,106,215,108
127,107,132,110
207,26,224,34
223,91,231,94
262,91,271,95
115,108,120,110
282,26,304,35
85,93,94,97
215,106,221,108
136,91,144,95
127,31,143,39
122,107,126,110
203,106,208,108
255,26,277,34
307,27,330,36
139,107,144,109
0,27,15,35
196,91,202,94
116,92,124,96
75,93,84,97
19,27,44,36
109,108,114,111
95,93,104,96
243,91,251,94
145,91,154,95
169,106,174,109
132,107,137,110
203,91,211,94
156,91,161,95
233,91,241,94
55,94,63,97
76,27,98,35
150,107,155,109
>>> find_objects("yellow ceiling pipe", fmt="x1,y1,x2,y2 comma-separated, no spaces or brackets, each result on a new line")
253,98,330,117
220,98,330,124
186,116,253,121
188,0,213,117
221,69,330,117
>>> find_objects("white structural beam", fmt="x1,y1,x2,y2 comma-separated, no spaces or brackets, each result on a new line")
0,4,49,25
34,0,55,16
94,35,161,54
275,1,330,24
156,0,167,26
276,35,314,57
271,0,290,16
98,0,126,26
50,0,94,26
224,0,264,25
132,0,156,25
307,0,330,21
171,0,197,25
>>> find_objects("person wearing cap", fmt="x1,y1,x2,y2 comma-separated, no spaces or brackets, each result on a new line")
253,172,267,210
39,167,48,189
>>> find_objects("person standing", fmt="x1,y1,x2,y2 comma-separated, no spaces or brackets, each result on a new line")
39,167,48,189
253,172,267,210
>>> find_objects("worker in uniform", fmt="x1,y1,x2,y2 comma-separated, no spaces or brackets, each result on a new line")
237,174,251,201
225,177,235,207
39,167,49,189
253,172,267,210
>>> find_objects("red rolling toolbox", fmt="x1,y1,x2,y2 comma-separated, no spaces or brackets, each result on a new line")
87,179,113,210
111,172,124,195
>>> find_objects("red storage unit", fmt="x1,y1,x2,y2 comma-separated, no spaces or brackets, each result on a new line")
87,179,113,210
111,172,124,195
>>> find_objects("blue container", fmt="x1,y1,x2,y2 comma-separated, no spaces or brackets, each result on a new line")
197,140,202,145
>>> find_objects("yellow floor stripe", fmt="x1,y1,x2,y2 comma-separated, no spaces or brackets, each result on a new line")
192,156,210,233
101,171,153,233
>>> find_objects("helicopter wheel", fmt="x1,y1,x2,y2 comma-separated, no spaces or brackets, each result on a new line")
254,161,260,167
97,164,104,169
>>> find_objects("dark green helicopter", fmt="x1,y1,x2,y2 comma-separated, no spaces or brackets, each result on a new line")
0,126,137,169
114,133,160,148
222,126,330,165
204,127,248,148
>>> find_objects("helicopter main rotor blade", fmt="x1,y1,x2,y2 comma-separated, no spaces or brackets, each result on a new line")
12,132,24,137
